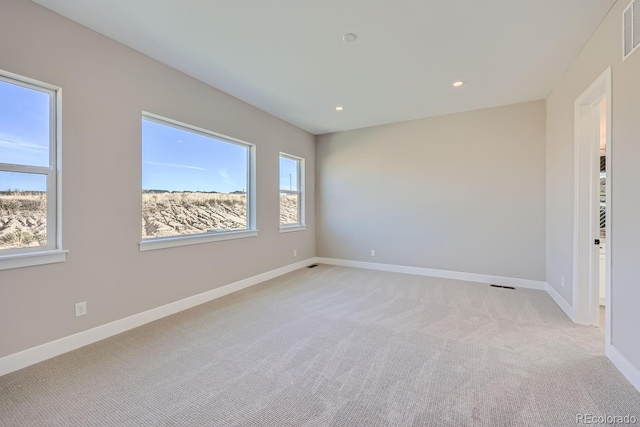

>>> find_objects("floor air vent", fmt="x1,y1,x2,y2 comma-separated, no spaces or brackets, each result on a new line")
623,0,639,61
490,284,516,290
307,264,319,268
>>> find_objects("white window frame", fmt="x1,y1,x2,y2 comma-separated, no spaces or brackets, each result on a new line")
139,112,257,252
0,70,66,271
279,152,306,233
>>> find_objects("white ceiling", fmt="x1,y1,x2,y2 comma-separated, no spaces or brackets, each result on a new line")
32,0,615,135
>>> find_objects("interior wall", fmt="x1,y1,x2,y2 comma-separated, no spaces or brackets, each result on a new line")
546,0,640,369
316,100,546,281
0,0,315,358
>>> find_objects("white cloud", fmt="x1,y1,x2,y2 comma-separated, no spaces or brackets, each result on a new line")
145,161,205,171
0,136,48,153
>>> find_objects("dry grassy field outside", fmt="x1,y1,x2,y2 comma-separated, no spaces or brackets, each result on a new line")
0,192,47,250
142,192,248,239
0,191,299,249
142,192,299,239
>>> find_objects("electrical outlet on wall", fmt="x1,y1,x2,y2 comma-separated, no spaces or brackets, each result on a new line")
371,249,376,257
75,301,87,317
294,249,297,257
561,277,565,288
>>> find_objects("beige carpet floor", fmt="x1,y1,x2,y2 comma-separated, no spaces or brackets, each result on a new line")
1,265,639,426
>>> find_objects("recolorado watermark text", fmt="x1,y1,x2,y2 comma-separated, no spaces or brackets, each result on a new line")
576,414,637,425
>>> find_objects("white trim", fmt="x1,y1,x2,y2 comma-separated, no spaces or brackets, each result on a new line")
316,258,546,290
572,67,612,341
47,82,58,252
0,258,316,377
55,83,63,252
545,282,576,321
279,225,307,233
603,71,613,347
606,345,640,393
0,163,50,174
0,249,67,271
142,112,253,148
139,229,258,252
599,297,606,306
0,70,59,93
248,145,257,231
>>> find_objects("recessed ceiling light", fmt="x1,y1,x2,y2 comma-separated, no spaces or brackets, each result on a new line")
335,106,344,111
342,33,358,43
452,81,465,88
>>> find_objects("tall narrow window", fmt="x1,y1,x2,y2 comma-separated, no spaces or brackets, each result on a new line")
279,153,305,230
0,73,60,261
141,113,256,250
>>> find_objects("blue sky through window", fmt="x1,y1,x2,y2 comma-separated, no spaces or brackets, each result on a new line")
0,79,50,192
0,79,273,195
279,155,298,192
142,119,248,193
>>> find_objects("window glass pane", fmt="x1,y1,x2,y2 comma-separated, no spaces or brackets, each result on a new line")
280,192,299,225
279,156,298,191
142,118,249,239
0,80,50,167
0,172,47,249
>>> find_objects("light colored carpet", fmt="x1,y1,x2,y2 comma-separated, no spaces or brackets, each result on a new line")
1,265,639,426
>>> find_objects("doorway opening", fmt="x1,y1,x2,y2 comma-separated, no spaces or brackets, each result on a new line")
598,98,607,331
573,67,611,346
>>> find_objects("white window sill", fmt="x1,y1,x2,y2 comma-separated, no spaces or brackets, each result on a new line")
279,225,307,233
139,229,258,252
0,249,68,271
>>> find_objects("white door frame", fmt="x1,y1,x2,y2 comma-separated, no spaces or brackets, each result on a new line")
573,67,612,346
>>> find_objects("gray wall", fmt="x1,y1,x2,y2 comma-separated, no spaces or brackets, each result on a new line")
316,101,546,281
0,0,315,358
546,0,640,369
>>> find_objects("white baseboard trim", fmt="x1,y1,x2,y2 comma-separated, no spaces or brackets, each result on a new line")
545,282,576,321
606,344,640,393
0,258,316,377
316,257,546,290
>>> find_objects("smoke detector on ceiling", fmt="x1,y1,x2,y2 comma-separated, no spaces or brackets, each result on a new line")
343,33,358,43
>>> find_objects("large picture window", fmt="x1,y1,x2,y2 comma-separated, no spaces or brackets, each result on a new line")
141,114,255,250
279,153,305,231
0,72,60,264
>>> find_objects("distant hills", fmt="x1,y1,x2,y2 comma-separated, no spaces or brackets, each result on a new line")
143,189,246,195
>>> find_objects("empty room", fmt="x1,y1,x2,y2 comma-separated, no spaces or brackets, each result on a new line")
1,0,640,425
